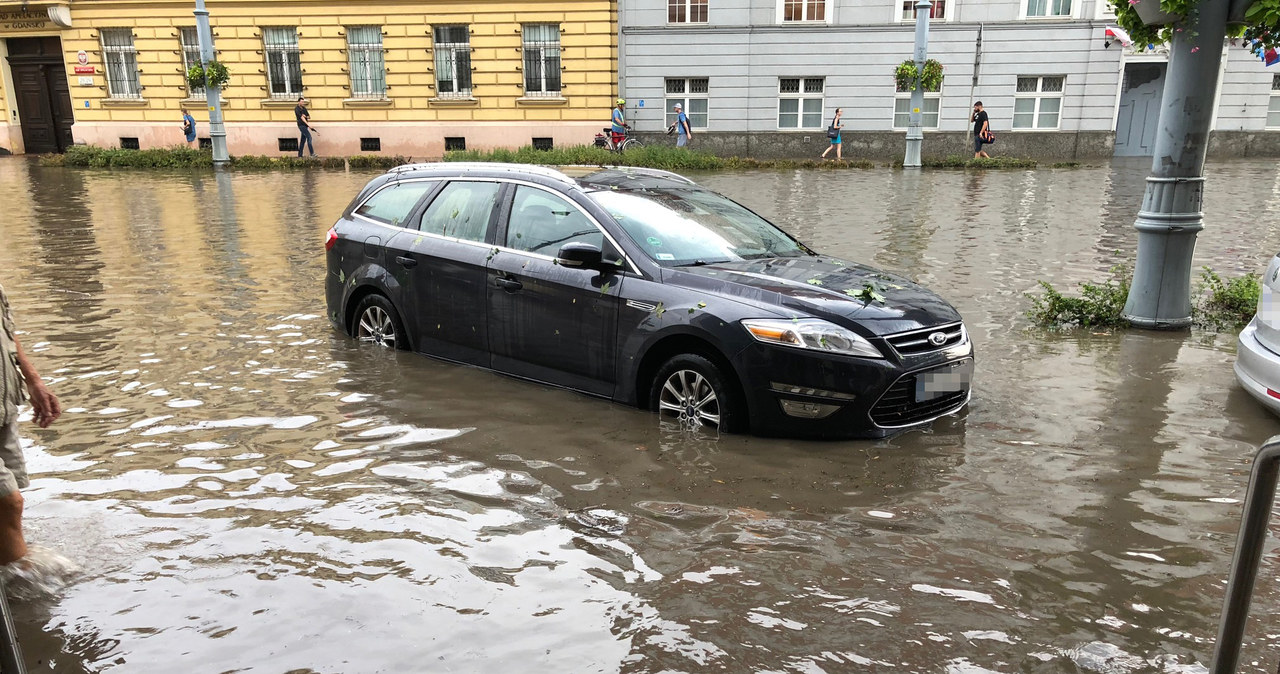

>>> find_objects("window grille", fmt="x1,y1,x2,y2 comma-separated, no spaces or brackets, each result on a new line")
361,137,381,152
347,26,385,99
665,78,710,129
101,29,141,99
119,137,140,149
180,27,206,100
522,24,561,97
264,27,302,99
1013,75,1065,129
445,137,466,151
433,25,472,98
778,77,823,129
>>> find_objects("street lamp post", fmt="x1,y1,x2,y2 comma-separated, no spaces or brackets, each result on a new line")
903,0,931,168
194,0,229,165
1121,0,1229,328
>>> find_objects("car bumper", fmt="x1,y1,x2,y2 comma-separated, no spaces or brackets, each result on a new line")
1236,319,1280,416
731,341,973,439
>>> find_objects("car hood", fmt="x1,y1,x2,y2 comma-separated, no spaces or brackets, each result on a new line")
664,256,962,336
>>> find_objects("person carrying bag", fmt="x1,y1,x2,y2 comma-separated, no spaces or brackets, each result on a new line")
820,108,843,160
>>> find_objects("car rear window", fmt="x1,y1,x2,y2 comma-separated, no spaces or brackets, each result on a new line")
588,187,805,265
355,181,436,227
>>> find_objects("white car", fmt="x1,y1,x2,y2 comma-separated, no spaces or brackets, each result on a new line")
1236,253,1280,416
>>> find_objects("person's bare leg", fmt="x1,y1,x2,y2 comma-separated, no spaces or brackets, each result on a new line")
0,491,27,565
836,144,842,160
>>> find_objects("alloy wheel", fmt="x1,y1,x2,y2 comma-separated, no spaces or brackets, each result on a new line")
657,369,721,429
356,305,397,348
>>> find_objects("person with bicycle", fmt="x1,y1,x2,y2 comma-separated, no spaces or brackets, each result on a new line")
611,99,630,148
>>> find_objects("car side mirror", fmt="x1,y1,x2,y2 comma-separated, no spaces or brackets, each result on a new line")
556,242,604,270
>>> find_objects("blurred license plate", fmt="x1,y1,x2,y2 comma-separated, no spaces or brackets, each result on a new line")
915,359,973,402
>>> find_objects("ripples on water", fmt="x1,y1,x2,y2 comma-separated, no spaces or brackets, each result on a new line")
0,158,1278,672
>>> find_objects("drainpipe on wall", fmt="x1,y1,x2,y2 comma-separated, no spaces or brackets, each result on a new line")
616,0,625,113
968,22,983,108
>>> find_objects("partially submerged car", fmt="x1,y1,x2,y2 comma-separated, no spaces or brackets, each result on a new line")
325,163,972,438
1236,253,1280,416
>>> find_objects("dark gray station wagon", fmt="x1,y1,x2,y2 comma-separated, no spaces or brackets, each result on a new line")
325,163,972,438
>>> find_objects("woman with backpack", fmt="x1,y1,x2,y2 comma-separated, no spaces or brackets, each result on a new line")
820,108,843,160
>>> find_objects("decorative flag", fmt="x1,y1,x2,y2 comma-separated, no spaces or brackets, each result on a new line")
1249,39,1280,66
1105,26,1133,46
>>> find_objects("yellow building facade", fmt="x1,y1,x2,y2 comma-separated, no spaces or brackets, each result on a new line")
0,0,618,156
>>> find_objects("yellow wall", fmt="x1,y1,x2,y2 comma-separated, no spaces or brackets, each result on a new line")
0,0,618,154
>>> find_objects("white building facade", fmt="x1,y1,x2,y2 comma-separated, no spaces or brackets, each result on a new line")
620,0,1280,159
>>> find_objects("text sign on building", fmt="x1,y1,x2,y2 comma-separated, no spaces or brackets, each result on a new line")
0,11,49,31
77,76,93,86
73,66,94,74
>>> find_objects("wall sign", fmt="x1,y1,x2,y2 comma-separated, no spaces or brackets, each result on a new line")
76,50,88,66
77,76,93,86
73,65,94,74
0,11,49,31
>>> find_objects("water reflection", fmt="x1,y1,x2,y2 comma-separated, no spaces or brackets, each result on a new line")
0,158,1278,672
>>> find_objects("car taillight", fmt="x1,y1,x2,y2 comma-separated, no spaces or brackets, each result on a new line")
324,227,337,251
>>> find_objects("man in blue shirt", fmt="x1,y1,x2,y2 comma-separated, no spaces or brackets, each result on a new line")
674,103,692,148
611,99,628,147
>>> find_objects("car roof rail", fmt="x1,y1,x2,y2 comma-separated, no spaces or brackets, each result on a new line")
610,166,698,185
389,161,576,187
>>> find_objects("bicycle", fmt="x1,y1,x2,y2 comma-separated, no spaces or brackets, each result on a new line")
595,126,644,152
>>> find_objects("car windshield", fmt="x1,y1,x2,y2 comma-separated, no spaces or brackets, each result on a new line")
587,187,807,265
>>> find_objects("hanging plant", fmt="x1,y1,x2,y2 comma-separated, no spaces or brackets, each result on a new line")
186,60,230,90
894,58,944,92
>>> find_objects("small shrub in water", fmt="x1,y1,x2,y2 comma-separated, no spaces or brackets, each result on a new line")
1026,264,1132,329
1194,267,1260,330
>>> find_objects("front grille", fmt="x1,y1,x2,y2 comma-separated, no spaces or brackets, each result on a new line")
869,368,969,428
884,322,966,357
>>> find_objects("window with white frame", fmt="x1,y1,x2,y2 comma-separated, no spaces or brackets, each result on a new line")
778,77,824,129
1025,0,1071,16
101,29,141,99
179,28,205,100
900,0,949,21
782,0,826,21
347,26,385,99
669,0,709,22
1013,75,1064,128
522,24,561,97
893,76,941,128
666,78,709,129
433,26,472,98
1268,75,1280,128
264,27,302,99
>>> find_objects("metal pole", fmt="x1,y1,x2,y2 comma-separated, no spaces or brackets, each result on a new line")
1209,435,1280,674
1121,0,1229,328
903,0,931,168
0,577,26,674
195,0,229,166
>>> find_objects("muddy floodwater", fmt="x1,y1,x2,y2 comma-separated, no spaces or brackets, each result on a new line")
2,156,1280,673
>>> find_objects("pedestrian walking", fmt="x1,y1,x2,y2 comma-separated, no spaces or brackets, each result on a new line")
972,101,992,158
181,111,197,148
295,96,316,157
820,108,843,160
674,103,692,148
0,283,60,567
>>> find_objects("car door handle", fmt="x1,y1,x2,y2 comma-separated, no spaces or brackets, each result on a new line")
395,255,418,269
495,276,523,292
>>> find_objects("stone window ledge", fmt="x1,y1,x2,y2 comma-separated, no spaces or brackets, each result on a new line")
343,98,393,107
516,96,568,106
101,98,148,107
260,98,301,108
429,97,478,106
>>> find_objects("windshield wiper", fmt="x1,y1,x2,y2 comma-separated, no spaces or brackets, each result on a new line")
673,259,730,267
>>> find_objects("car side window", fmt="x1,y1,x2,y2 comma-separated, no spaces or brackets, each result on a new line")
418,181,501,242
354,181,436,227
506,186,603,257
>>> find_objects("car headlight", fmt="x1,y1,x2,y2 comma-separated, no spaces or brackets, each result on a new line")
741,318,884,359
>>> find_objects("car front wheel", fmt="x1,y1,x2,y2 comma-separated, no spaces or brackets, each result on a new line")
650,354,742,433
352,294,406,350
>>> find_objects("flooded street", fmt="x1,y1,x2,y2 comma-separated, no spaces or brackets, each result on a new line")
2,156,1279,673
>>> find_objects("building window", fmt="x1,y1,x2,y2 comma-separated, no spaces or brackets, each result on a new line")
669,0,709,22
666,78,709,129
893,76,941,128
778,77,823,129
900,0,949,21
1025,0,1071,16
522,24,561,97
1013,75,1064,129
1268,75,1280,128
782,0,825,21
264,27,302,99
101,29,141,99
179,28,205,100
433,25,472,98
347,26,385,99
